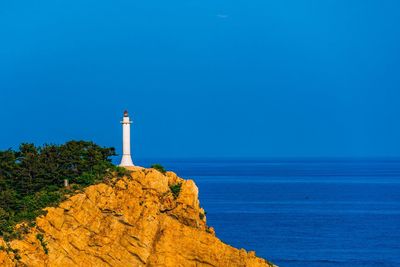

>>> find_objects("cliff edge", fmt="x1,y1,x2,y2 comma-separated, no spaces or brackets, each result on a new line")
0,167,275,267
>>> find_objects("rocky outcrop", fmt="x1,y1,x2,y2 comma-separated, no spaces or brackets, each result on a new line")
0,167,274,267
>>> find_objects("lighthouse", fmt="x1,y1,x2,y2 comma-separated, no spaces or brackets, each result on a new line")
120,110,134,167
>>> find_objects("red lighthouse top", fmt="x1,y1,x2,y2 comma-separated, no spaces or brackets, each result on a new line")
124,110,129,117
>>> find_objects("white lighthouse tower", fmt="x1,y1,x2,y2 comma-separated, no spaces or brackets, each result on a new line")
120,110,134,167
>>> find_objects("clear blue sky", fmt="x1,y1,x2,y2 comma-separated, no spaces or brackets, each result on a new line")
1,0,399,158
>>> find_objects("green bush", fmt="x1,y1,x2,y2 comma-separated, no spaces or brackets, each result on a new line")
71,184,80,190
75,172,98,185
151,164,166,174
199,212,205,220
114,166,131,177
36,233,48,254
169,183,182,199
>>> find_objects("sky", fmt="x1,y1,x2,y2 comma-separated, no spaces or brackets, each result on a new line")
0,0,400,159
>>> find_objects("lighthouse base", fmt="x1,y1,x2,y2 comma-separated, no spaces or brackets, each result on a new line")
120,155,134,167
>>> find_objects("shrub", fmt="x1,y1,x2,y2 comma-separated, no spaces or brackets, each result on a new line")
114,166,131,177
71,184,80,190
169,183,182,199
151,164,166,174
75,172,98,185
199,212,205,220
36,233,49,254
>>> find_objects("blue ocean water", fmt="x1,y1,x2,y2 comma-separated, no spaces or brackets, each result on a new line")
137,159,400,267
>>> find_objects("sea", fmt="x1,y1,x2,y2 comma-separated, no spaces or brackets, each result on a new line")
136,158,400,267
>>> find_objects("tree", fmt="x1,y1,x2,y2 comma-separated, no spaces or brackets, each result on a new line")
0,140,118,238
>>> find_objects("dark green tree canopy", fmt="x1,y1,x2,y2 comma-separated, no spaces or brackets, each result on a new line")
0,140,119,240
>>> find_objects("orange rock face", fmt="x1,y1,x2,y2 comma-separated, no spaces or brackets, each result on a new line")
0,167,275,267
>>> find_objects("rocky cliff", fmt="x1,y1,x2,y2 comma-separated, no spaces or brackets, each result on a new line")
0,167,274,267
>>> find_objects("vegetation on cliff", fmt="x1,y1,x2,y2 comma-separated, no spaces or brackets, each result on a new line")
150,163,166,174
0,166,274,266
0,141,127,240
0,143,275,266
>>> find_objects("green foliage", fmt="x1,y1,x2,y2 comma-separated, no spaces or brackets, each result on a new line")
0,140,116,238
114,166,131,178
169,183,182,199
36,233,48,254
75,172,97,185
71,184,80,190
199,212,205,220
151,164,166,174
